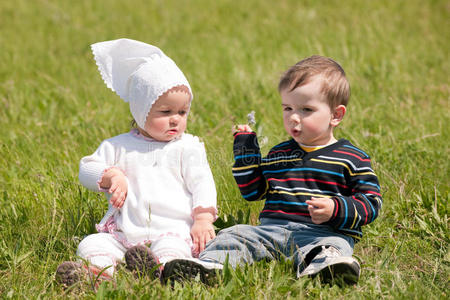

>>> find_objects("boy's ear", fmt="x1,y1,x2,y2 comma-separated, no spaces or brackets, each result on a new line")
330,105,346,127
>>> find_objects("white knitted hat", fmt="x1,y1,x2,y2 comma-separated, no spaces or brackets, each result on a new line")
91,38,193,129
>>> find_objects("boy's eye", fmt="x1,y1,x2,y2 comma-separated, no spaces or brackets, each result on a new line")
302,107,313,112
179,110,187,115
161,110,171,114
283,107,292,111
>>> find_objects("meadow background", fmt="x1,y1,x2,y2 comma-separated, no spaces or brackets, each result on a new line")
0,0,448,298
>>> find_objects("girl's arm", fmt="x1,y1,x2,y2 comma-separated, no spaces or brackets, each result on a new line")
79,140,128,208
181,136,217,254
98,167,128,208
190,210,215,253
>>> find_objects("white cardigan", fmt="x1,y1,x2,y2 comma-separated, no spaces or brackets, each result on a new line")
79,129,217,247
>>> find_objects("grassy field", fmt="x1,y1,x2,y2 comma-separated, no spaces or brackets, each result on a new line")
0,0,448,298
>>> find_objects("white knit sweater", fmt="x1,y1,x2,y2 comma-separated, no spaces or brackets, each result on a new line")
79,129,217,246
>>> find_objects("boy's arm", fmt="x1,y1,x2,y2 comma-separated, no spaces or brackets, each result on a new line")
326,158,383,231
232,130,268,201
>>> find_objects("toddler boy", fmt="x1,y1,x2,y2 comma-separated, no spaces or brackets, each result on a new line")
162,55,382,285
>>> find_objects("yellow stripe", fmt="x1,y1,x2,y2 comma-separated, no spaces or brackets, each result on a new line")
310,158,376,176
268,190,332,198
350,206,358,228
344,233,361,240
256,180,269,201
261,158,302,166
300,145,325,152
232,164,259,171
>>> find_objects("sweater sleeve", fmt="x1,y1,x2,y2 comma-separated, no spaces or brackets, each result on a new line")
79,140,117,192
327,156,383,231
232,132,268,201
181,136,217,217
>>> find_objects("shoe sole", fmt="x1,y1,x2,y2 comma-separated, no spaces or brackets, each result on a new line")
161,259,219,285
55,261,84,287
317,261,360,285
125,246,160,278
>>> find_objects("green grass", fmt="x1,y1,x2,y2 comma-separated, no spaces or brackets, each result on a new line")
0,0,448,298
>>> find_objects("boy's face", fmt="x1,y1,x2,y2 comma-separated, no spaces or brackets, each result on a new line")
141,87,190,142
281,76,344,146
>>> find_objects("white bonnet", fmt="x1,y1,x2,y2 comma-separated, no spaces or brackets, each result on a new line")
91,38,193,129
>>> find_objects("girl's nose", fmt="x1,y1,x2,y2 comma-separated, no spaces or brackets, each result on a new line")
170,114,180,125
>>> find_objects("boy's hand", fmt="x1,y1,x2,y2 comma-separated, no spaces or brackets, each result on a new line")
99,168,128,209
232,124,253,134
306,197,335,224
191,212,216,253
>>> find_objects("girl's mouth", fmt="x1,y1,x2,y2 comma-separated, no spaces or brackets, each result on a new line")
168,129,178,135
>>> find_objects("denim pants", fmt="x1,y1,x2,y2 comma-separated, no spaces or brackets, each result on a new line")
199,218,354,273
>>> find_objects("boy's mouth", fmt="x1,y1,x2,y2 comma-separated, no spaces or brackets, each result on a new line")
167,129,178,135
291,128,301,136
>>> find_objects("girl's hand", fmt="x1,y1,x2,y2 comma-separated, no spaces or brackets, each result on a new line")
190,212,216,253
306,197,335,224
99,168,128,209
232,124,253,134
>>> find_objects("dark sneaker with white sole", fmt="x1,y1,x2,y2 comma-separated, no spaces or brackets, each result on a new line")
161,258,223,285
298,246,360,285
125,245,161,278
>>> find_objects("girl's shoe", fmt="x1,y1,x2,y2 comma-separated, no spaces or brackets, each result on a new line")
125,245,161,278
161,258,223,285
55,261,112,288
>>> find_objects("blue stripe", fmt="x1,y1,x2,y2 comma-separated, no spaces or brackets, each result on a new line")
273,187,339,196
266,200,308,206
338,196,348,229
272,141,291,148
261,155,298,162
242,190,258,199
358,180,380,189
233,170,254,177
263,168,344,177
361,194,377,223
235,154,261,160
343,145,368,158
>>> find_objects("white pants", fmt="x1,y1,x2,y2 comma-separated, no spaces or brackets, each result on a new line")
76,233,192,276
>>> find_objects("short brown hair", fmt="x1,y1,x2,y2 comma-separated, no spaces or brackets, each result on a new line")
278,55,350,107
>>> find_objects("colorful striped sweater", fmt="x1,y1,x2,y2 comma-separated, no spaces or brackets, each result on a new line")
232,132,382,241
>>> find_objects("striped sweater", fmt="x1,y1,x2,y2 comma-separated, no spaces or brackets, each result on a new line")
232,132,382,241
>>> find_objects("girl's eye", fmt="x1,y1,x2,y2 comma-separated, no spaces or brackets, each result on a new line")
283,107,292,111
179,110,187,115
302,107,313,112
161,110,171,114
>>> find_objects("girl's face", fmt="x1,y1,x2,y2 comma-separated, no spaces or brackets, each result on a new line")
139,86,191,142
281,76,345,146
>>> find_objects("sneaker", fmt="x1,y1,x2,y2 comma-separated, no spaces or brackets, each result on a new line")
298,246,360,285
161,258,223,285
55,261,113,288
56,261,85,287
125,245,161,278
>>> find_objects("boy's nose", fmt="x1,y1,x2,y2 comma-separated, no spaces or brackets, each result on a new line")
290,113,301,125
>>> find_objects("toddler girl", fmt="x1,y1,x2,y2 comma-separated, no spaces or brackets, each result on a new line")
56,38,217,286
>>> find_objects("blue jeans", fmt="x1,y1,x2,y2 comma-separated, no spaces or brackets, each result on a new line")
199,218,354,273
